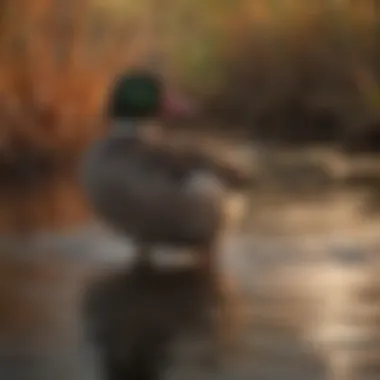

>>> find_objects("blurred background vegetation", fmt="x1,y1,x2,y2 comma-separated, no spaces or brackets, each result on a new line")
2,0,380,154
1,0,380,231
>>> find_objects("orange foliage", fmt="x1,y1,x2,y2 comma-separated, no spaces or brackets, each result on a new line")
0,0,139,162
0,0,147,231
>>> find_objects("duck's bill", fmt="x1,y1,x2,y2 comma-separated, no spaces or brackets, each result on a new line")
161,90,198,119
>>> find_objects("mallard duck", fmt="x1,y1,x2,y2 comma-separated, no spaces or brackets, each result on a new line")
82,69,252,267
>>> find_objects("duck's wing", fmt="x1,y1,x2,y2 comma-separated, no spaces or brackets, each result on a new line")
146,144,254,189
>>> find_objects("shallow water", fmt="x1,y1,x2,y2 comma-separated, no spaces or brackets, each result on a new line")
0,212,379,380
0,141,380,379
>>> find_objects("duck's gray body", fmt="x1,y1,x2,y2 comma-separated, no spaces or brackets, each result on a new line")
82,122,243,246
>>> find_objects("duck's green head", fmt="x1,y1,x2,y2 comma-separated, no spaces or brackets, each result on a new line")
108,70,196,120
108,71,162,119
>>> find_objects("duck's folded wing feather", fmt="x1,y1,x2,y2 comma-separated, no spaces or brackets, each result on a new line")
146,145,254,189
